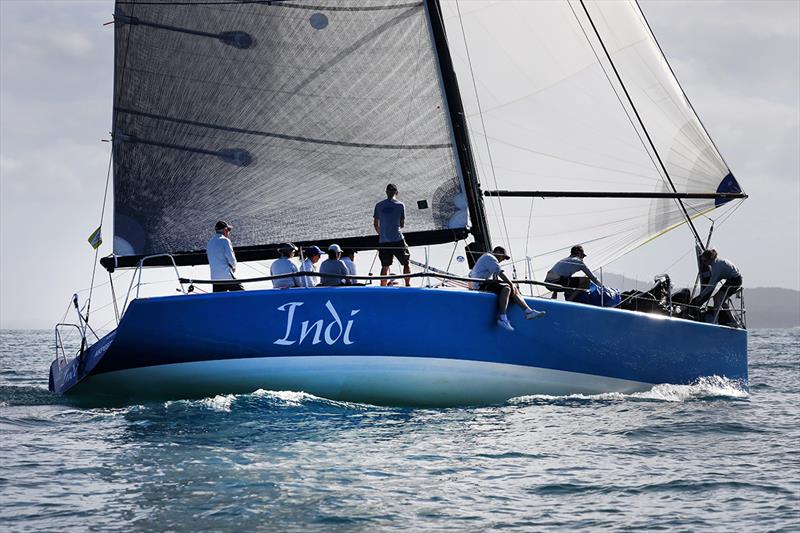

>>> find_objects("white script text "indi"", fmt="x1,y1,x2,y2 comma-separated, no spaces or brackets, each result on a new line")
274,300,360,346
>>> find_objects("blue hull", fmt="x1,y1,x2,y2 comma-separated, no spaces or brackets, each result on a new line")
50,287,747,406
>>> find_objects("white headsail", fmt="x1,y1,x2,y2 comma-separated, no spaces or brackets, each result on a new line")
442,0,743,276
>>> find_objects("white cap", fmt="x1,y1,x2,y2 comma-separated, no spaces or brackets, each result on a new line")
327,244,342,254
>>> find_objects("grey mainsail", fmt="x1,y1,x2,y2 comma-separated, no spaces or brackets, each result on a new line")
106,0,473,269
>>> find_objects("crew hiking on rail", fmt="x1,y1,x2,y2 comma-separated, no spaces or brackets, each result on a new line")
469,246,545,332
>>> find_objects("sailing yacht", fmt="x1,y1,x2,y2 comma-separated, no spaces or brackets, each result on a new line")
50,0,747,406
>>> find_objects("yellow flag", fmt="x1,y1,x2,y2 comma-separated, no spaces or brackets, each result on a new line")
88,226,102,249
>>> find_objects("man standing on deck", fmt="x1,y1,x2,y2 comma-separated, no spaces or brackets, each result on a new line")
374,183,411,287
470,246,545,332
544,245,602,301
206,220,243,292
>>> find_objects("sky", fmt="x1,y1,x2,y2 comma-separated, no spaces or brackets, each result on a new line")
0,0,798,329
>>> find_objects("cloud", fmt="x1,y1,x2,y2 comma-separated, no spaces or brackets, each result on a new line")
0,154,22,174
50,30,94,57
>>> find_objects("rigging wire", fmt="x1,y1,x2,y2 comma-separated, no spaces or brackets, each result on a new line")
84,150,113,325
635,0,739,189
571,0,703,247
445,240,460,273
455,0,515,274
83,4,136,329
523,196,535,270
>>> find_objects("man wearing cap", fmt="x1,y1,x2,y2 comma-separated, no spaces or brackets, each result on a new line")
469,246,545,332
299,246,322,288
206,220,243,292
271,243,302,289
691,248,742,314
373,183,411,287
318,244,351,286
545,245,601,301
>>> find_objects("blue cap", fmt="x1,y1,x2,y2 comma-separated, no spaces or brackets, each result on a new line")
305,245,322,257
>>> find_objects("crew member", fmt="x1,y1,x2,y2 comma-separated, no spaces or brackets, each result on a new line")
691,249,742,312
374,183,411,287
319,244,350,286
271,243,302,289
469,246,545,332
342,249,357,276
299,245,322,287
545,245,601,301
206,220,243,292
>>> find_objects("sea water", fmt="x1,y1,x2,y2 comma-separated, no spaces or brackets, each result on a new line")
1,329,797,531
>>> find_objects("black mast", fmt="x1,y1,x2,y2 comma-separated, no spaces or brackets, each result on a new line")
426,0,492,256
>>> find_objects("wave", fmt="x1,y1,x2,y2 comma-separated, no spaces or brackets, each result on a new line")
509,376,748,405
162,389,371,412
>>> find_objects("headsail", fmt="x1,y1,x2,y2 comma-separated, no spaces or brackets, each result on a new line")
105,0,472,269
442,0,744,274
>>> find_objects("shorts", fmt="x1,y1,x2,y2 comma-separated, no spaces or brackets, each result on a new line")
213,282,244,293
477,280,506,295
546,276,582,290
379,240,410,267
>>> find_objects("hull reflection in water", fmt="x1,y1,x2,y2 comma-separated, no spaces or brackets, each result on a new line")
50,287,747,407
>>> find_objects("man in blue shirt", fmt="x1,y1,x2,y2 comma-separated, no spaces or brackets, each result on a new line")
373,183,410,287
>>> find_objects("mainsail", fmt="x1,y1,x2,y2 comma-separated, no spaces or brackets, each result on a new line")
104,0,475,269
441,0,744,275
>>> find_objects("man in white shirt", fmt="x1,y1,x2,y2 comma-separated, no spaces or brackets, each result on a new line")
271,243,302,289
299,246,322,287
342,249,357,276
206,220,243,292
469,246,545,332
545,245,601,301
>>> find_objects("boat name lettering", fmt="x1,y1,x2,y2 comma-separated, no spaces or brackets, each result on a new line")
274,300,360,346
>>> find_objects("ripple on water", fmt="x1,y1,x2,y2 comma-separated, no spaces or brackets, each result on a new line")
0,329,797,531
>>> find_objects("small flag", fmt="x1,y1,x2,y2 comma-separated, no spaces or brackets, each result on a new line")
88,226,103,249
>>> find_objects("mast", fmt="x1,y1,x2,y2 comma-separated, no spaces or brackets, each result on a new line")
426,0,492,254
578,0,704,247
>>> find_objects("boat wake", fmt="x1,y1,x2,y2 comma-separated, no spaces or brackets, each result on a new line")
509,376,749,405
163,389,370,412
149,376,748,413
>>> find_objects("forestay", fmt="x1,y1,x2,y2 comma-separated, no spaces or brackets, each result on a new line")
442,0,743,275
106,0,470,269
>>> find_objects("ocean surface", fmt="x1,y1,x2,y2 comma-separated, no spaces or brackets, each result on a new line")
1,329,798,532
